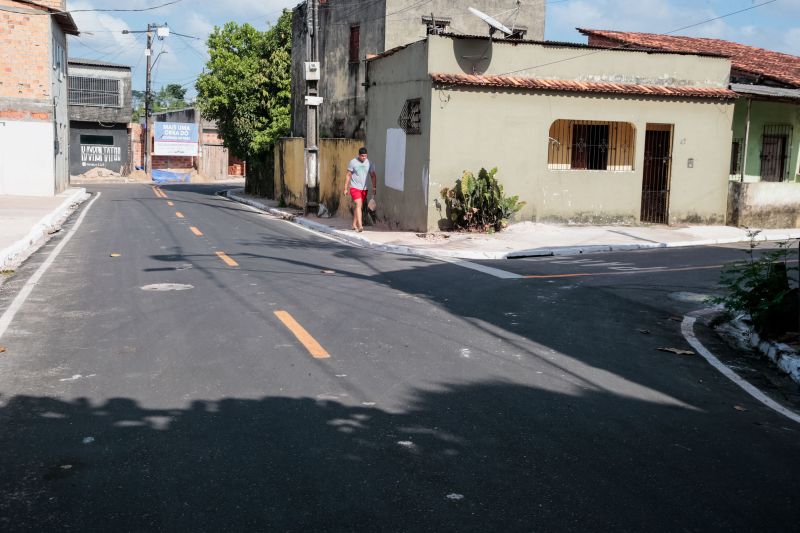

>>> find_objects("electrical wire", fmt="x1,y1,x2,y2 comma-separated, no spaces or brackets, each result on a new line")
0,0,183,16
492,0,778,78
174,34,208,62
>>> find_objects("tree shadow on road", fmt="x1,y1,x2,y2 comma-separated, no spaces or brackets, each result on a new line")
1,381,798,532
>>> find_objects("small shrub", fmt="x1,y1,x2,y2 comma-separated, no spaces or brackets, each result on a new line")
712,229,799,339
440,167,525,232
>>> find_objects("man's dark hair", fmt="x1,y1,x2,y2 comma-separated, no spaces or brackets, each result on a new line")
358,147,368,155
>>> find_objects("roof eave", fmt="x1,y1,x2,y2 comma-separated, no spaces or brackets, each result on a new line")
53,10,79,35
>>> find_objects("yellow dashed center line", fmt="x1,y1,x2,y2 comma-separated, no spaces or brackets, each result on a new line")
215,251,238,267
175,212,184,218
190,226,203,236
167,201,174,206
152,186,167,198
274,310,330,359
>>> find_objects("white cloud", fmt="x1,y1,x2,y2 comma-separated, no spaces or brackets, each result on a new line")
68,2,143,67
782,28,800,55
547,0,800,55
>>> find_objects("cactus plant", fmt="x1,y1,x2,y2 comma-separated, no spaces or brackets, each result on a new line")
440,167,525,232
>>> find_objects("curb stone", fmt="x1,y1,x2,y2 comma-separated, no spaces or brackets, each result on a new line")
1,188,89,269
721,317,800,386
224,189,800,260
747,327,800,385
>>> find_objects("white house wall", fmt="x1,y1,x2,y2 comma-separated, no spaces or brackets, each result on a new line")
427,88,734,226
0,120,56,196
365,40,432,231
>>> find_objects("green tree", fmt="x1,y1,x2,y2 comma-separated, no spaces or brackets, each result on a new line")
131,85,189,121
195,11,292,196
155,83,188,110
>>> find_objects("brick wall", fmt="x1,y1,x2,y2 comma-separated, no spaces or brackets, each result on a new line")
0,0,52,103
152,155,194,170
27,1,65,10
229,156,245,176
129,123,144,169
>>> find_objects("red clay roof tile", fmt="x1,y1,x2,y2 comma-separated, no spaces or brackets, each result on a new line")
578,29,800,88
429,73,737,99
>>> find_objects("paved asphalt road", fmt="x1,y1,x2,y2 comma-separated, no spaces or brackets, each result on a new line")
0,184,798,532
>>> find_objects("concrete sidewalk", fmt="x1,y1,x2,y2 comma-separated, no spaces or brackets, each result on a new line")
227,189,800,259
1,188,88,269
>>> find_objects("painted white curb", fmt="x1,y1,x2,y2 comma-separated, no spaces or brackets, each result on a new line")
0,188,89,269
682,309,800,425
225,190,800,261
748,329,800,385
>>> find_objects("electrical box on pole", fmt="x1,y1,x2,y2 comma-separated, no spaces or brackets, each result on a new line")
304,62,320,81
304,0,321,214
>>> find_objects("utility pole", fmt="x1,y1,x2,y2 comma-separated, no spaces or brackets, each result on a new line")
304,0,320,214
123,24,169,177
144,24,153,175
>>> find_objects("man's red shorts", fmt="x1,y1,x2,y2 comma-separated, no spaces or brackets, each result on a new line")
349,188,368,202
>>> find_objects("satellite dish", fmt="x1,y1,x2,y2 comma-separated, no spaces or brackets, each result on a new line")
468,7,512,36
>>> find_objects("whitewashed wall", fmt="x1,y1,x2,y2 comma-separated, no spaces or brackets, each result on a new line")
0,121,55,196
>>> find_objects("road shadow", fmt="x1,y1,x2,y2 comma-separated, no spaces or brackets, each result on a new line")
1,382,798,531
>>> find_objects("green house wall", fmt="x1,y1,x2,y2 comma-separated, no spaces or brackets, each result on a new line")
731,98,800,183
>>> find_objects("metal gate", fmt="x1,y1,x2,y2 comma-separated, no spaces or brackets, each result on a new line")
640,125,673,224
201,144,229,180
760,124,792,182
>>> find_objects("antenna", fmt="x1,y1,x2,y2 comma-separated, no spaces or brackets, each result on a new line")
468,6,512,37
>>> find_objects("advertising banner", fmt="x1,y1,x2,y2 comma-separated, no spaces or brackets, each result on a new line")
153,122,199,156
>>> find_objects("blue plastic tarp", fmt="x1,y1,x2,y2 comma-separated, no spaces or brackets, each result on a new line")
151,169,191,183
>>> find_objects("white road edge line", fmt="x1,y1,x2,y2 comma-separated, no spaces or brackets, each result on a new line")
681,309,800,425
440,258,523,279
221,192,344,244
0,192,101,341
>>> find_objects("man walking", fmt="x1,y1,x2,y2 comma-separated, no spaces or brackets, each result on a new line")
343,147,377,232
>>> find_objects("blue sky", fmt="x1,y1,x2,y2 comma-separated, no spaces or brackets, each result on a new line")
66,0,799,99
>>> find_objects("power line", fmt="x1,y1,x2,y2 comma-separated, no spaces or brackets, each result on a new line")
491,0,779,78
0,0,183,16
174,34,207,62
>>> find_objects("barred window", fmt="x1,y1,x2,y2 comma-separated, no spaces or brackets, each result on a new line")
548,119,635,171
422,16,450,34
397,98,421,135
349,25,360,63
68,76,121,107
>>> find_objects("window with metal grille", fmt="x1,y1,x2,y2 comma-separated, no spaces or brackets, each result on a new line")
548,120,635,171
760,124,792,182
68,76,121,107
729,138,743,177
349,25,360,63
422,16,450,34
397,98,421,134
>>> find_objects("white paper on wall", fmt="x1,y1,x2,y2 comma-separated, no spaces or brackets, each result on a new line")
384,128,406,191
